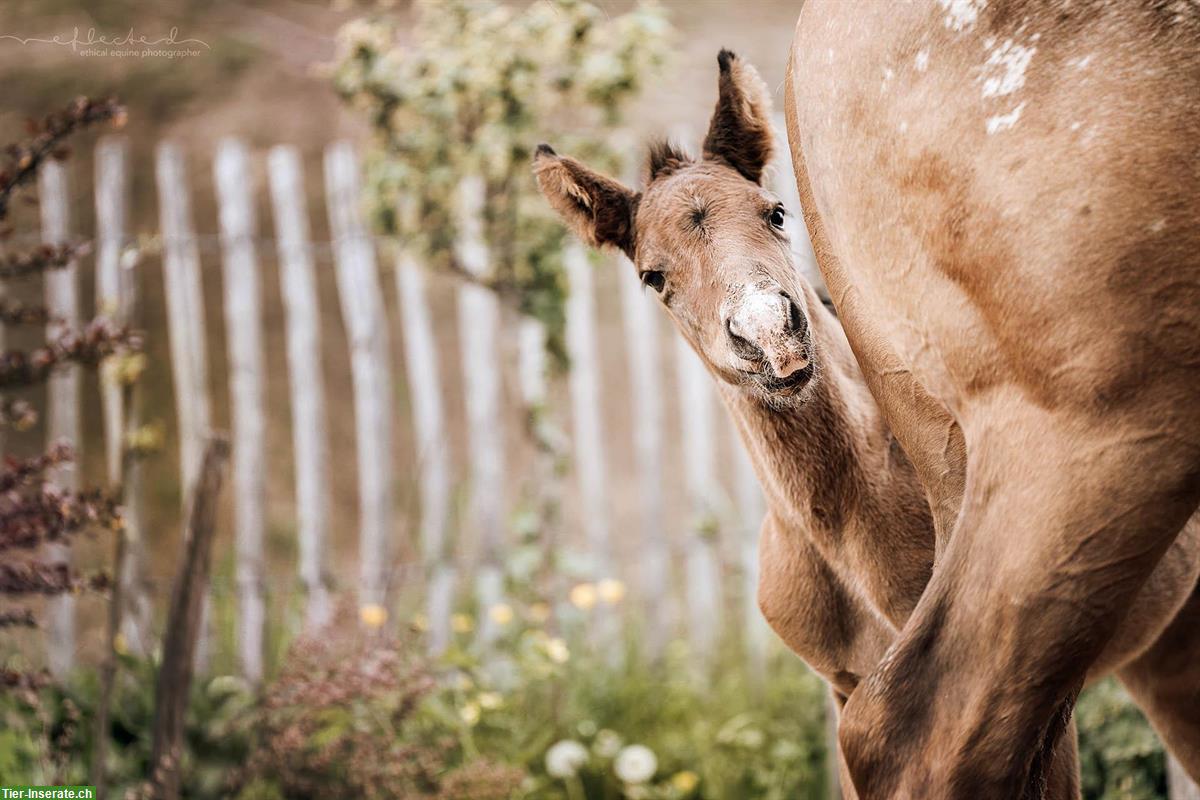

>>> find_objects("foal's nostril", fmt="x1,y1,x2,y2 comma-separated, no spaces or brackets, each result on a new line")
783,293,805,335
725,317,765,362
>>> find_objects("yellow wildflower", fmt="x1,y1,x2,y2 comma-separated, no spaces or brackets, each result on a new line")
569,582,598,610
671,771,699,793
597,578,626,605
359,603,388,629
452,613,474,633
478,691,503,710
113,632,128,656
488,603,514,626
460,701,481,726
528,602,552,623
411,612,428,632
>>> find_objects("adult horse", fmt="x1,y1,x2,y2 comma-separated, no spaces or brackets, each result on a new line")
786,1,1200,797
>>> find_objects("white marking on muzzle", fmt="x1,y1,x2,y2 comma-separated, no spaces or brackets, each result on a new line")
728,293,809,379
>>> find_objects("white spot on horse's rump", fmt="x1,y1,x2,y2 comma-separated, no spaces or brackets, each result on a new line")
981,39,1037,98
1070,121,1081,131
938,0,987,31
915,49,930,71
986,101,1025,134
1072,53,1094,69
1149,218,1167,233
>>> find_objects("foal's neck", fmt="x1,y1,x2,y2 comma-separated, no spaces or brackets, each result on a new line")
720,291,893,540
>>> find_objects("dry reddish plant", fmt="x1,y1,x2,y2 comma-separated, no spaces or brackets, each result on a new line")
238,618,524,799
0,96,130,700
0,96,124,222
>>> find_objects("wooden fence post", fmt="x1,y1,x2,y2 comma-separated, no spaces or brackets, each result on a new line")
564,243,613,575
730,423,768,678
616,259,671,653
95,136,150,655
674,337,723,659
394,248,454,653
770,111,826,300
565,243,622,649
324,141,394,610
454,176,507,643
215,138,267,683
149,437,229,800
267,145,332,630
39,160,79,679
155,143,213,667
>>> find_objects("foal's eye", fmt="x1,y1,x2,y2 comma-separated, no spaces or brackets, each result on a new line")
640,270,666,293
769,205,787,230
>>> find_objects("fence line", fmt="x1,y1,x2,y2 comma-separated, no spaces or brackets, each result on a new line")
324,141,394,609
215,138,268,684
39,160,79,680
38,137,780,677
267,145,333,631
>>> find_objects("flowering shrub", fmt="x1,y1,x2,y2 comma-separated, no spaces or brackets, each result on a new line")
330,0,671,367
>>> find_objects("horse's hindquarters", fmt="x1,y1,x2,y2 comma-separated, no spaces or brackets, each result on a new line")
789,1,1200,795
790,0,1200,428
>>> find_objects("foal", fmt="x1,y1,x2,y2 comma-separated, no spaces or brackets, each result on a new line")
536,50,1200,794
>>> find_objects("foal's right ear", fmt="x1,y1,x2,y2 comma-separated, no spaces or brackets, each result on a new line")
533,144,639,260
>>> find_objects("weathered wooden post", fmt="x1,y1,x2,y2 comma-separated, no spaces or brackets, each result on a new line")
39,159,79,679
771,111,825,299
155,142,214,667
564,243,622,649
455,175,507,643
95,135,150,655
674,337,723,659
149,437,229,800
395,245,454,653
730,423,768,678
267,145,332,630
215,138,267,683
324,141,394,611
616,258,672,652
564,242,613,577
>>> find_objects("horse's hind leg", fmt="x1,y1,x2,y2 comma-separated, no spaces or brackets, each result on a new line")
1118,582,1200,782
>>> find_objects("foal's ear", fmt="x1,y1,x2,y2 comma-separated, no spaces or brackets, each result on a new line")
702,49,774,184
533,144,639,259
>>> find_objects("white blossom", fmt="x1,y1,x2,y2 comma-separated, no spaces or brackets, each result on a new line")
546,739,589,779
614,744,658,784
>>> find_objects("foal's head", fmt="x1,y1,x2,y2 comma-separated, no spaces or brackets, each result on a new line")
536,50,816,401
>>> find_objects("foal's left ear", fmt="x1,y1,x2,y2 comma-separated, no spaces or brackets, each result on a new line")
533,144,639,260
703,49,774,184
